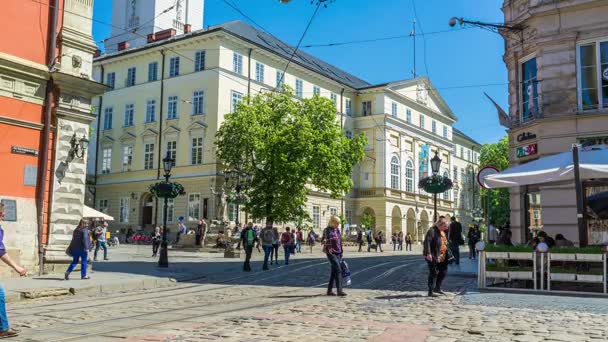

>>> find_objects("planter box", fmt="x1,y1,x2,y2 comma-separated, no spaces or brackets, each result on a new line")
486,252,508,259
576,274,604,282
576,254,604,262
550,253,576,261
550,273,576,281
486,271,508,279
509,271,533,280
508,252,533,260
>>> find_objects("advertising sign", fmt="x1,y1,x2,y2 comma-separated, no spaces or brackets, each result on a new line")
516,143,538,158
419,144,430,178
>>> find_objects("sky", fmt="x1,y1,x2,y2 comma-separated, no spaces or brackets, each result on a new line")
92,0,508,145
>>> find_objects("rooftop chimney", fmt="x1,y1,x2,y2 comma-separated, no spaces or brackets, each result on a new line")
184,24,192,33
117,41,130,51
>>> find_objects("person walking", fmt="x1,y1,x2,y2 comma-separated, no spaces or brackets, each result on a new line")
448,217,464,265
195,219,206,247
65,219,93,280
280,227,293,265
295,228,304,253
270,226,280,265
356,230,364,252
93,222,109,261
375,231,384,252
467,225,480,260
397,231,404,251
0,203,28,339
307,230,317,253
174,217,186,245
240,222,257,272
152,226,161,257
423,216,450,297
391,233,397,251
323,215,346,297
405,233,413,251
260,224,275,270
366,228,373,252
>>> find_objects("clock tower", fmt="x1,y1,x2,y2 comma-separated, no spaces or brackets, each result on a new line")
104,0,204,51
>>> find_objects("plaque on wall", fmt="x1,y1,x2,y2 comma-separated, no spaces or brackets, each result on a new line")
24,165,38,186
0,199,17,222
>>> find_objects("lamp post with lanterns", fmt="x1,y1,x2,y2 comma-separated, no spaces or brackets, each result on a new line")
223,168,253,226
430,152,442,222
418,151,453,223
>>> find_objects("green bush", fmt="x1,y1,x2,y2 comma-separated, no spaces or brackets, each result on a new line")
551,266,603,275
549,247,604,254
485,245,534,253
486,264,533,272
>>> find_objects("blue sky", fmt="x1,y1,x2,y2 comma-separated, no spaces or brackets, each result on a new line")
92,0,507,144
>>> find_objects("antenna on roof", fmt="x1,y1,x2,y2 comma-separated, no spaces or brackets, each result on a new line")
410,19,416,78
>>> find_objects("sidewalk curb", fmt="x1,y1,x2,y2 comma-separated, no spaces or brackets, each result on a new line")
6,277,176,303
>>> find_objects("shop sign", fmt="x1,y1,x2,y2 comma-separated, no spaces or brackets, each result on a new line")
11,146,38,157
0,199,17,222
578,136,608,146
516,143,537,158
516,132,537,142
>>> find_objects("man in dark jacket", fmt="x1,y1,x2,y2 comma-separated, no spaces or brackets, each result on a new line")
423,216,450,297
448,217,464,265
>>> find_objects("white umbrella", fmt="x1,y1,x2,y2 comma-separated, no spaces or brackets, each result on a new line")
483,145,608,189
83,205,114,221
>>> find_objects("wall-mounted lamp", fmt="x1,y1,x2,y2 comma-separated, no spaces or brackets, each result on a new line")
66,133,89,164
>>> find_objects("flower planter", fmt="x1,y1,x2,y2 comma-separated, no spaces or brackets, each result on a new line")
508,271,533,280
576,274,604,283
550,273,576,281
508,252,533,260
550,253,576,261
486,271,508,279
576,254,604,262
486,252,508,259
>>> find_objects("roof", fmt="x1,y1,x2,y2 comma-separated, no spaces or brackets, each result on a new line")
95,20,371,90
452,127,481,146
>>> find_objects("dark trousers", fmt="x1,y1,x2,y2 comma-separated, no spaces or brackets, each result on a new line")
262,245,273,269
469,243,477,259
367,241,372,252
358,241,363,252
393,242,397,251
271,244,279,263
326,253,343,294
406,242,412,251
283,246,291,265
377,243,383,252
450,241,460,264
195,234,202,246
152,240,160,255
174,232,182,244
427,260,448,292
398,241,403,251
243,245,253,271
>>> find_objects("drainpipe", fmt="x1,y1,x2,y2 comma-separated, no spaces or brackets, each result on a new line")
153,50,167,228
36,0,59,276
340,88,345,224
93,65,104,205
247,48,252,100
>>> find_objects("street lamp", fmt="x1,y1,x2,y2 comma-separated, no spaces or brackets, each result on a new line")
158,152,175,268
430,151,441,222
223,167,253,226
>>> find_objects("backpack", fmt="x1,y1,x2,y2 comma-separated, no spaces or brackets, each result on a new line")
261,228,274,244
281,232,291,245
246,229,255,247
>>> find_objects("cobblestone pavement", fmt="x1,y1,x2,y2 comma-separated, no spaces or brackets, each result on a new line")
6,249,608,342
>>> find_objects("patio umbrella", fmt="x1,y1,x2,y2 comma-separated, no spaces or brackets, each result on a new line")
83,205,114,221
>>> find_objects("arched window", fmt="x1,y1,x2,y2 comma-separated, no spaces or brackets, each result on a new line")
390,156,400,190
405,160,414,192
443,171,450,200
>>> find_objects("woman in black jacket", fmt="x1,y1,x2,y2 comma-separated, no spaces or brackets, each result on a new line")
65,219,93,280
423,216,450,297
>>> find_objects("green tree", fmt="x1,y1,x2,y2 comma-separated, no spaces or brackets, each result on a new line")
216,88,366,226
479,136,510,227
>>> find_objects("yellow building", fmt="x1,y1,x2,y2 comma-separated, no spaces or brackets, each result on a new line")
89,20,480,240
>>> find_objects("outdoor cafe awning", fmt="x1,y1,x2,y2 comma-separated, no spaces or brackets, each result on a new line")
483,146,608,189
83,205,114,221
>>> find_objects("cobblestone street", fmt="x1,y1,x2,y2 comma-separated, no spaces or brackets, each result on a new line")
5,246,608,341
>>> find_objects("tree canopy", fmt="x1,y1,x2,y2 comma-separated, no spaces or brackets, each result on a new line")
215,88,366,226
479,136,510,227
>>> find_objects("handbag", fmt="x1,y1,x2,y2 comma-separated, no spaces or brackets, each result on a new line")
65,246,72,257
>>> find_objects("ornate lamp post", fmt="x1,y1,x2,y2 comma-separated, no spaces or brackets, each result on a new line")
223,167,253,225
419,151,453,222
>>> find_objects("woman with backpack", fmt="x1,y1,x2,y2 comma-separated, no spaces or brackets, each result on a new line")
65,219,93,280
307,230,317,253
323,215,346,297
271,227,280,265
391,233,397,251
280,227,293,265
375,231,384,252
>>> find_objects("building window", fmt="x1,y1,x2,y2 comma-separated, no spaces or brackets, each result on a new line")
144,143,155,170
406,109,412,123
405,160,414,192
166,140,177,167
191,137,203,165
101,148,111,174
577,41,608,111
390,156,400,190
126,67,136,87
313,85,320,96
345,130,353,139
145,100,156,123
443,126,448,138
228,203,237,222
454,189,459,208
231,90,243,113
362,101,372,116
194,51,206,72
188,193,201,221
391,102,398,117
467,150,471,161
330,93,337,108
346,99,352,116
521,57,538,122
255,62,264,83
420,114,425,128
432,120,437,134
443,171,450,200
295,79,303,98
165,198,175,223
460,147,464,158
103,107,113,130
453,166,458,182
461,168,466,187
364,172,369,181
169,57,180,77
474,152,478,164
124,104,134,127
167,96,178,119
312,205,320,228
233,53,243,75
276,70,284,89
122,145,133,172
119,198,129,223
346,209,353,225
330,207,337,217
192,90,204,115
98,199,108,213
148,62,158,82
106,72,115,89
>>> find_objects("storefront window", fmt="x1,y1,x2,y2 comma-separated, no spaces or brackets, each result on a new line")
578,41,608,110
525,191,542,241
584,182,608,245
521,57,539,122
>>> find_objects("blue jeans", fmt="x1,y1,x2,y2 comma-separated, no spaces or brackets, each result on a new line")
326,253,343,293
95,240,108,260
0,284,8,331
262,245,273,269
66,250,88,278
283,246,291,265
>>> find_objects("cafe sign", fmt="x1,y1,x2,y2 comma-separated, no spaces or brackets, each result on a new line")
516,143,538,158
516,132,537,142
